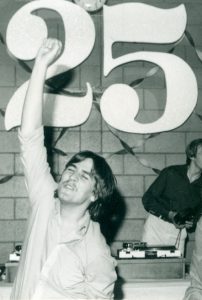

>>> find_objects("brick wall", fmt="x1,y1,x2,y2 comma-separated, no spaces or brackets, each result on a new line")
0,0,202,266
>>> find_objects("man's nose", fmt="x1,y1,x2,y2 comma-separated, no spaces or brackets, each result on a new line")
69,171,79,181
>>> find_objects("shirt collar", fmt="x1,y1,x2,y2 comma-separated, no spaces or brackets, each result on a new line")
183,164,202,185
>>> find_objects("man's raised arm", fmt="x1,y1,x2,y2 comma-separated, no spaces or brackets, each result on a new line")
20,38,62,136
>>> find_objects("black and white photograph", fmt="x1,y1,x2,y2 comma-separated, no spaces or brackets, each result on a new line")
0,0,202,299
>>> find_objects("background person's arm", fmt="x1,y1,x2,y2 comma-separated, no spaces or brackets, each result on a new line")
142,168,189,229
142,168,171,220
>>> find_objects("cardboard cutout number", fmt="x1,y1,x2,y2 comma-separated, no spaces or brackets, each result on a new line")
101,3,198,133
5,1,198,134
5,0,95,130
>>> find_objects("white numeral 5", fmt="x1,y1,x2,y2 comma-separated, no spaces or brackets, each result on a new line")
101,3,197,133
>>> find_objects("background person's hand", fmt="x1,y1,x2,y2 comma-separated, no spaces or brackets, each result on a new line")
168,211,185,229
35,38,62,67
185,219,194,229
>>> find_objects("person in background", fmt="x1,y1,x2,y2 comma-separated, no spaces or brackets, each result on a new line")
141,139,202,255
183,215,202,300
11,38,117,300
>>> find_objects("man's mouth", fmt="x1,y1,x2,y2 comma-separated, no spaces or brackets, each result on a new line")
63,181,76,191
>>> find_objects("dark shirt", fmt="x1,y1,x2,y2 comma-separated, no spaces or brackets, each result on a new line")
142,165,202,222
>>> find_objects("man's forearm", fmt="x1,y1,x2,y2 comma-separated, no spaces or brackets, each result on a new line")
20,39,62,136
21,63,47,136
142,192,170,221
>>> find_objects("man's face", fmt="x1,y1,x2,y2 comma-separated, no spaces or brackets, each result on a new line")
57,158,96,205
192,145,202,170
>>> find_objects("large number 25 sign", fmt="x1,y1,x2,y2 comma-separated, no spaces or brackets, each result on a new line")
5,0,197,134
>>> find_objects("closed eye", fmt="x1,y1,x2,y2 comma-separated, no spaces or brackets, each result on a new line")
81,173,90,180
66,166,76,173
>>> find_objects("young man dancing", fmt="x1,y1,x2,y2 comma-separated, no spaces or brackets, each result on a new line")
11,38,117,300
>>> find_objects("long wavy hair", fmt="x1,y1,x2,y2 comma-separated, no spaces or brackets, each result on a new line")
63,151,117,222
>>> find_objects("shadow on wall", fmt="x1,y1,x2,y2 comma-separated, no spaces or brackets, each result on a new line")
100,188,126,245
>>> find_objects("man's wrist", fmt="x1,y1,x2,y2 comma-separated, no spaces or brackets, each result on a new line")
34,59,48,72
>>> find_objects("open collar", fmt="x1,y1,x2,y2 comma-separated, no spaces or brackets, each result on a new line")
54,199,91,244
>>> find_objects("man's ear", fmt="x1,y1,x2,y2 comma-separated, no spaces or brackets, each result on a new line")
90,192,97,202
190,155,195,161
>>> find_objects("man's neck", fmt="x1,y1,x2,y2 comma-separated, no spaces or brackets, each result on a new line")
59,201,88,225
187,163,201,183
